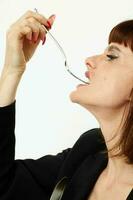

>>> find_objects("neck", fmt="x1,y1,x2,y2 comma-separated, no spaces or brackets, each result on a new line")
104,156,133,186
99,106,133,185
83,102,133,184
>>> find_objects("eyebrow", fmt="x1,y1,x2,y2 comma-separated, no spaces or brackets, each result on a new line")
105,45,121,53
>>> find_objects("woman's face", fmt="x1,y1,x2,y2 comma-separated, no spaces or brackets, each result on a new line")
70,42,133,110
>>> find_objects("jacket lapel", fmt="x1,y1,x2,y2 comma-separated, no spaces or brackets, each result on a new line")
49,129,108,200
61,151,108,200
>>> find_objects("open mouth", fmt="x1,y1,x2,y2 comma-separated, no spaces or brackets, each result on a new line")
76,83,90,88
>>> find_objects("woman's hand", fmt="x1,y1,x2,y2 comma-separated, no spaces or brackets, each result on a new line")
2,10,56,76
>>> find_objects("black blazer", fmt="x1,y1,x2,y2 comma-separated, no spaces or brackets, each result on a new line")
0,101,133,200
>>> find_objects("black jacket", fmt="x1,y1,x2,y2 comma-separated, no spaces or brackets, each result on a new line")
0,100,133,200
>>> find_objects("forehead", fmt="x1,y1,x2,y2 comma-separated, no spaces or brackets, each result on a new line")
105,42,133,56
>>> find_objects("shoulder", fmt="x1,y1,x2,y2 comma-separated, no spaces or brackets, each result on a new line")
71,128,107,156
56,128,107,179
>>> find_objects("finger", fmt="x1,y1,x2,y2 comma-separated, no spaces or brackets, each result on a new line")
29,24,47,43
47,15,56,28
39,25,47,44
18,10,51,30
16,25,32,40
19,19,39,41
30,23,47,42
20,19,45,42
26,21,40,41
26,32,32,41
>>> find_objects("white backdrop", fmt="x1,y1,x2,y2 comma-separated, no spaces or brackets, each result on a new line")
0,0,133,159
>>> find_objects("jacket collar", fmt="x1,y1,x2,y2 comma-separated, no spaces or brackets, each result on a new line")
50,151,108,200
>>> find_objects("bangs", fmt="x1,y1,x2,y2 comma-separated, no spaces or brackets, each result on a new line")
108,20,133,52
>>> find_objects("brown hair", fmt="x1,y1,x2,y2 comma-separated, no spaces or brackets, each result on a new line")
101,20,133,164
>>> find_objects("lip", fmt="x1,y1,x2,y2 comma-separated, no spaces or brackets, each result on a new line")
76,84,88,88
85,71,91,80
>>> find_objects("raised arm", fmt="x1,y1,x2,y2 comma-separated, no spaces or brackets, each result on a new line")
0,10,72,200
0,10,55,107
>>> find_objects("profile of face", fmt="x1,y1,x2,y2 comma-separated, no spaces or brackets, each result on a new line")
70,42,133,111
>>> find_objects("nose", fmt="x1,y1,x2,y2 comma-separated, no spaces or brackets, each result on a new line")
85,55,99,69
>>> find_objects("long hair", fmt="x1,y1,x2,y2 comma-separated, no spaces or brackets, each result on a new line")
101,20,133,164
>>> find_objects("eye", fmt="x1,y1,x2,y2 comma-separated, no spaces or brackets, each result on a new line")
106,54,118,61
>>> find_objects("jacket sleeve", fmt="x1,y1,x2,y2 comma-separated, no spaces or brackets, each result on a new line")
0,101,71,198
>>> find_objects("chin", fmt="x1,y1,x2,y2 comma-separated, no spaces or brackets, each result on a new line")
69,90,84,105
69,90,94,110
69,90,79,103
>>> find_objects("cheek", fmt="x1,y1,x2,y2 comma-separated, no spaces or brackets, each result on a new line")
99,78,131,108
96,71,132,107
109,79,132,106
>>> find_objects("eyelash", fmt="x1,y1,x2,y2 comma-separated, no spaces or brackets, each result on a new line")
106,54,118,61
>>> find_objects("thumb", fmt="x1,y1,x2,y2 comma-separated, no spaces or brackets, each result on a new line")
47,15,56,28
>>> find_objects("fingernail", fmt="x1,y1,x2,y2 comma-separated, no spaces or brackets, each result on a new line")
47,21,51,29
42,37,46,45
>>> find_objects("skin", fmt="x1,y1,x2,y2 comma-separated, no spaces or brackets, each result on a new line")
70,42,133,187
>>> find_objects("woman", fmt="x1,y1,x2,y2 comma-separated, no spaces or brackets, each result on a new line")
0,10,133,200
